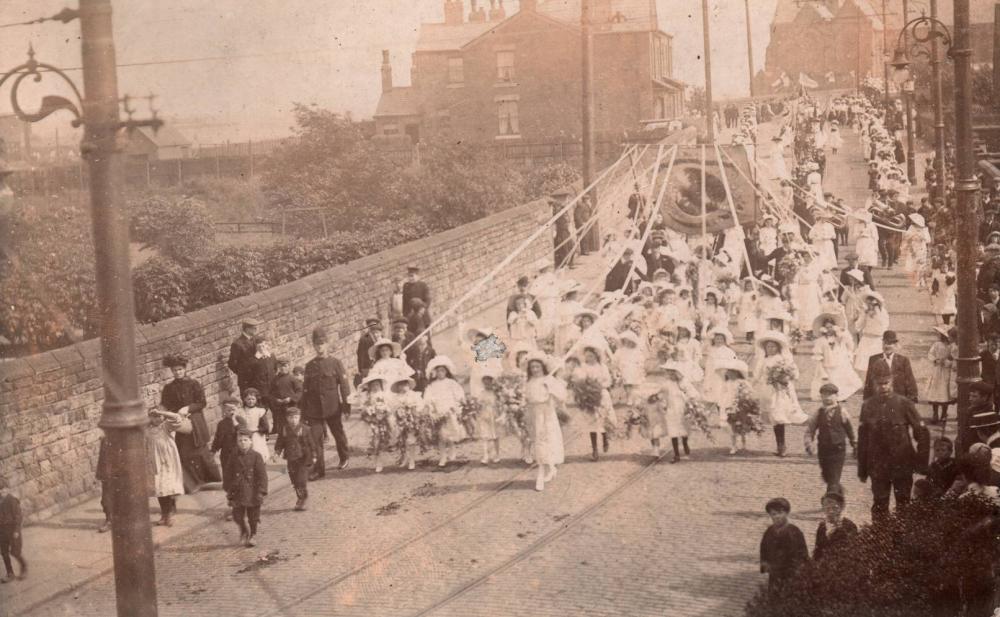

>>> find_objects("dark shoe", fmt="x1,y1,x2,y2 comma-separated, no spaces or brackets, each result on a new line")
671,454,680,464
163,515,174,528
97,520,111,533
239,532,248,546
294,497,306,511
591,450,599,462
1,574,13,584
308,472,322,481
246,535,256,548
338,459,351,470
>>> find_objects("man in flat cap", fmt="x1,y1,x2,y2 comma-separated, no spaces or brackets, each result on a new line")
355,318,382,387
402,266,431,317
300,327,352,477
862,330,918,403
858,367,929,522
228,317,261,397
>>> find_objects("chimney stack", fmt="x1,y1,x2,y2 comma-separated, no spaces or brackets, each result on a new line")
489,0,507,21
444,0,464,24
469,0,487,22
380,49,393,93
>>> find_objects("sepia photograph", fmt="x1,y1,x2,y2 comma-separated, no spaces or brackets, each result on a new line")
1,0,1000,615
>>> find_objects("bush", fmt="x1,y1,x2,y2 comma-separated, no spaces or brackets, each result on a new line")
745,496,998,617
188,247,270,308
129,195,215,265
133,256,190,323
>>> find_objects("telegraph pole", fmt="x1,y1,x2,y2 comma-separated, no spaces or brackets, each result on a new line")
702,0,715,143
953,0,981,452
930,0,947,207
902,0,916,183
881,0,890,105
581,0,599,249
744,0,755,98
80,0,158,614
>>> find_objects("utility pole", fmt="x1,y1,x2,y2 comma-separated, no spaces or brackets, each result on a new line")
581,0,599,250
882,0,890,105
744,0,755,98
931,0,947,208
80,0,158,614
902,0,916,184
953,0,981,453
702,0,715,143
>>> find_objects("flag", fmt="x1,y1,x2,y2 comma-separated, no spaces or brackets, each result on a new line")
799,72,819,89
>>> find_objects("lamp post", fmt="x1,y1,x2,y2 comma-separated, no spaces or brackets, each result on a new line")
891,2,977,451
701,0,715,143
0,2,163,614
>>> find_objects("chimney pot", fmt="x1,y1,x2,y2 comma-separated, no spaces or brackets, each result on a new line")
380,49,393,93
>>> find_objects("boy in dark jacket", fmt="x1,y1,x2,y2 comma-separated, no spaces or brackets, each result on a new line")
211,398,244,494
270,359,301,437
804,383,857,494
274,407,317,511
927,436,958,495
225,428,268,547
0,477,27,582
759,497,808,594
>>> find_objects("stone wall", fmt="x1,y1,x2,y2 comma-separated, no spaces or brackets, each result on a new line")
0,199,552,520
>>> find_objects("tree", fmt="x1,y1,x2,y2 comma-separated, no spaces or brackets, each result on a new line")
128,195,215,266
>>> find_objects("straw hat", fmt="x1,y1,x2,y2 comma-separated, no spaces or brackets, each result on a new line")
756,331,790,352
812,312,846,336
845,268,866,284
465,325,496,345
675,320,696,336
764,310,794,324
659,360,685,375
715,358,749,378
367,338,402,362
618,330,641,347
706,328,733,345
860,289,886,306
426,355,457,376
360,372,389,391
574,307,601,323
524,350,560,375
932,325,952,339
908,213,926,227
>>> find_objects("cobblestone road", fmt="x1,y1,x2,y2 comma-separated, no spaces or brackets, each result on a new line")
11,120,942,617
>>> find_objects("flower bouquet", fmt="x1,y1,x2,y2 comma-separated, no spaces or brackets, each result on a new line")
360,395,394,455
683,396,715,441
492,374,528,441
417,403,448,449
570,377,604,416
726,382,765,437
766,361,797,389
395,403,430,454
459,396,482,440
788,327,804,346
622,406,650,439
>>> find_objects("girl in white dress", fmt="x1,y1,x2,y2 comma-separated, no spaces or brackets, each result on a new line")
657,361,701,463
758,216,779,260
753,333,807,457
674,321,704,383
525,352,567,491
929,259,957,326
508,297,539,348
701,287,730,337
854,210,880,269
715,359,758,454
809,214,838,271
389,373,423,471
613,330,646,408
901,214,931,283
357,373,395,473
790,251,823,333
701,328,738,426
810,315,862,402
236,388,270,461
827,122,843,154
571,345,617,460
463,326,504,398
736,279,759,343
925,326,957,425
853,292,890,371
475,367,504,465
423,356,467,467
147,408,185,527
554,285,585,355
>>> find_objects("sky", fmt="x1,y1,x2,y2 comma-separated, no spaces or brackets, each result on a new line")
0,0,778,144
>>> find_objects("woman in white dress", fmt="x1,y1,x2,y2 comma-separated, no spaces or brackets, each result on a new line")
809,213,838,271
854,210,880,269
853,291,890,371
810,314,862,402
790,251,823,333
423,355,468,467
524,351,566,491
753,332,807,457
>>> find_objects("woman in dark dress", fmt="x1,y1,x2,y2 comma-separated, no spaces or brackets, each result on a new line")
160,353,221,493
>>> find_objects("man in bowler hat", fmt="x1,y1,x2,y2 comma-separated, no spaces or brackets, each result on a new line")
862,330,918,402
858,367,929,521
300,327,352,477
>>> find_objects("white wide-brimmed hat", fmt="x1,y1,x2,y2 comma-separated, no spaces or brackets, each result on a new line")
908,213,926,227
706,327,733,345
756,331,790,352
367,338,402,362
524,350,560,375
714,358,749,378
465,325,496,345
812,312,846,336
426,355,457,376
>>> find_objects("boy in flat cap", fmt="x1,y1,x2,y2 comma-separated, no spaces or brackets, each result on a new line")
274,407,317,511
226,428,268,547
805,383,856,494
301,327,352,477
356,318,382,386
759,497,808,594
228,317,261,396
402,266,431,316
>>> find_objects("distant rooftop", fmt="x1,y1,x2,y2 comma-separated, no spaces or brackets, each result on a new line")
374,87,419,118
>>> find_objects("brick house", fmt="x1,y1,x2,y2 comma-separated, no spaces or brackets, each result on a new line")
373,0,684,145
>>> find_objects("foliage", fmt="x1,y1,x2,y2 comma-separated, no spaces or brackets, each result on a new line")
187,246,270,308
132,256,190,323
744,495,998,617
128,195,215,265
0,198,97,351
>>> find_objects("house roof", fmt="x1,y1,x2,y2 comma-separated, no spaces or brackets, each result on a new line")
374,87,419,118
413,0,660,52
135,125,191,148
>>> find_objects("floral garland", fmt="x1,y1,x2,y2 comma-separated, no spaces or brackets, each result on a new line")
622,405,650,439
726,382,765,437
360,395,394,455
683,396,715,441
766,361,797,389
395,403,431,454
492,374,528,441
459,396,482,440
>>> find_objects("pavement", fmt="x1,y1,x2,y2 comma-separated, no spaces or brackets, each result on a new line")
1,117,945,617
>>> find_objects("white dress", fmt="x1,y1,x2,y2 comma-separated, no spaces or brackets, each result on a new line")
810,335,863,401
660,379,700,439
790,263,823,331
853,308,889,371
755,354,808,425
235,405,270,460
901,226,930,274
148,422,184,498
525,376,566,465
571,363,617,434
827,127,843,150
930,271,957,316
508,310,539,348
925,341,956,403
613,347,646,388
423,378,468,443
675,338,704,383
702,344,738,424
555,300,584,355
736,291,758,336
758,227,778,259
855,219,880,268
809,221,838,271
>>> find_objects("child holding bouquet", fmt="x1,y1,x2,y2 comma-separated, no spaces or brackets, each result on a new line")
389,372,423,471
423,356,467,467
474,367,503,465
494,370,532,464
570,345,617,461
716,359,762,454
657,361,706,463
754,333,807,457
701,328,738,426
612,331,646,409
357,372,395,473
